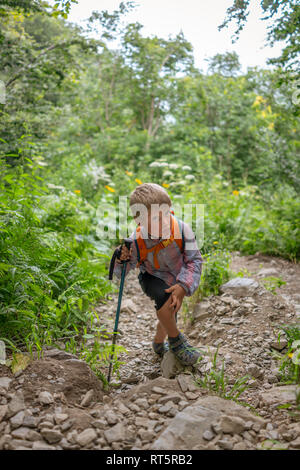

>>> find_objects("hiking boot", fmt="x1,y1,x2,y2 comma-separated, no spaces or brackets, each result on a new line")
168,332,202,366
152,340,169,357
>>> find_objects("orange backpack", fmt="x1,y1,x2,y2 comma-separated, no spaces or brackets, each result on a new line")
134,213,185,269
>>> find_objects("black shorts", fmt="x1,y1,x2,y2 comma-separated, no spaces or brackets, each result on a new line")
138,271,177,321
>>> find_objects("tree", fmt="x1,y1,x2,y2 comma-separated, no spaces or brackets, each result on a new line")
218,1,300,72
207,51,242,77
88,3,194,152
121,23,194,151
0,5,96,162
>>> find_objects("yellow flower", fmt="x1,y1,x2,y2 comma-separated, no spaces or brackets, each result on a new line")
232,190,239,196
268,122,274,130
162,183,170,188
74,189,81,194
252,95,265,107
125,171,133,176
135,178,142,185
261,110,267,119
105,185,115,193
213,241,218,244
288,353,294,359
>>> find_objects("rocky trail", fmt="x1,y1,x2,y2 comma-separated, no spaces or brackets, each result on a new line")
0,251,300,451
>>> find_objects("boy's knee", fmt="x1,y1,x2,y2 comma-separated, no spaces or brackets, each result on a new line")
156,295,172,314
155,293,171,312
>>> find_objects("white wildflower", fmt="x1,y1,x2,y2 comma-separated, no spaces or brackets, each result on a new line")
149,161,161,168
83,159,110,187
182,165,192,171
47,183,65,190
185,174,195,180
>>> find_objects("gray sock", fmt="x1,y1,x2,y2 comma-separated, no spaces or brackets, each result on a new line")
168,333,181,343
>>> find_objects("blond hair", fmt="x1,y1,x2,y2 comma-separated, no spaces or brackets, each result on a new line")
129,183,171,218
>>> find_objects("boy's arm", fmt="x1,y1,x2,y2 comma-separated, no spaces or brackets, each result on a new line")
113,231,138,279
175,222,203,297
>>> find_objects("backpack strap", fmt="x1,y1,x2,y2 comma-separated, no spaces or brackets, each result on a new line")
134,215,185,269
133,230,140,264
173,216,185,253
134,225,149,268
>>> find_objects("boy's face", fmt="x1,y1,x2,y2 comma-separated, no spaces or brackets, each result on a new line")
146,205,171,239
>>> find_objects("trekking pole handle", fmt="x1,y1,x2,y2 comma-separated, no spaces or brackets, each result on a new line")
118,238,133,263
108,238,133,280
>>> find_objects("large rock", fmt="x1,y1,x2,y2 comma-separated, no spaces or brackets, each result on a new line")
42,349,77,361
150,395,266,450
104,422,126,444
38,391,54,405
0,377,12,391
160,351,185,379
219,415,247,434
40,428,63,444
0,405,7,423
123,376,182,402
76,428,97,446
10,410,25,429
269,340,288,351
246,363,264,380
32,441,57,450
80,389,94,407
176,374,198,393
11,426,39,441
257,268,279,278
7,390,25,418
220,278,260,297
259,385,300,406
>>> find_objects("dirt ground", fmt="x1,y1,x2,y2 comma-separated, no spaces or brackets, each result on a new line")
0,250,299,450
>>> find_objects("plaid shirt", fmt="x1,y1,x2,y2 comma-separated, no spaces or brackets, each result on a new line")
113,219,203,296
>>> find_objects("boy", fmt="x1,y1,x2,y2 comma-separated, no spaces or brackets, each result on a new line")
113,183,203,366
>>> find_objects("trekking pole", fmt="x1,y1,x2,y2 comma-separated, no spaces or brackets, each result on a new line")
107,238,133,383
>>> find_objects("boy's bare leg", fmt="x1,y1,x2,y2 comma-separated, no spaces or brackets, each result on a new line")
154,295,180,341
153,294,201,366
153,320,167,343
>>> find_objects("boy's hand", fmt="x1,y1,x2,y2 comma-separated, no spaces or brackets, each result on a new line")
165,284,186,313
116,244,133,263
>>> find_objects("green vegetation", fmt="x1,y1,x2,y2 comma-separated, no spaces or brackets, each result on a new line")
272,324,300,384
0,1,299,379
261,276,287,294
194,347,252,408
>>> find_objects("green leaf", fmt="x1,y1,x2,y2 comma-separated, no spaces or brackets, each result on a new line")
83,334,94,340
0,263,14,271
